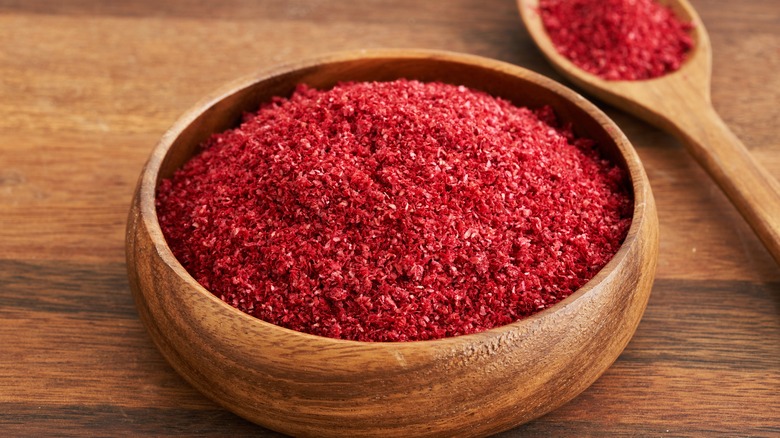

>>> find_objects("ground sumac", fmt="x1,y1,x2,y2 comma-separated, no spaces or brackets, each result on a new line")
539,0,694,80
157,79,632,342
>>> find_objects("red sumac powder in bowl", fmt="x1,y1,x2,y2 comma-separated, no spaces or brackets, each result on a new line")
156,79,632,342
539,0,694,80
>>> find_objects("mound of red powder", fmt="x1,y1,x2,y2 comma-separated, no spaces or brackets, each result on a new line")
539,0,694,80
157,79,632,342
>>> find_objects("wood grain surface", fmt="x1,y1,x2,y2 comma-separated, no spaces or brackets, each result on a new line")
1,0,778,436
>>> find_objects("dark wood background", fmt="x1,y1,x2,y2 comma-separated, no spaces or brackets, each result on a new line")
1,0,778,435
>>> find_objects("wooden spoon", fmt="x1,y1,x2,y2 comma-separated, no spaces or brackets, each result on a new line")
519,0,780,266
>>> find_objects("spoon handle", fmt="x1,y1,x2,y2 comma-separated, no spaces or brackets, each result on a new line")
667,100,780,265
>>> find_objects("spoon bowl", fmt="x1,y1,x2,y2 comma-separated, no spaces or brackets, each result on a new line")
519,0,780,265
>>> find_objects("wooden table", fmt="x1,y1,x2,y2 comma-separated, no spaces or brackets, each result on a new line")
1,0,777,435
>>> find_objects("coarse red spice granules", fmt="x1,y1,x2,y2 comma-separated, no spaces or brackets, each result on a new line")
157,79,632,342
539,0,694,80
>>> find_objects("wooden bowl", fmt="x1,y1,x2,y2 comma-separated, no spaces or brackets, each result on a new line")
126,49,658,437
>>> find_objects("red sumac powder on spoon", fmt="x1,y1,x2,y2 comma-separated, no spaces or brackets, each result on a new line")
157,79,632,342
539,0,694,80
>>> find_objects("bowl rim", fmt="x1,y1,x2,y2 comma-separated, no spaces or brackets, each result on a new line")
136,48,653,348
